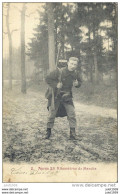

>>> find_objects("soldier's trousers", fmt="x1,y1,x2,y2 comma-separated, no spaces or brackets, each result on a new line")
47,101,76,128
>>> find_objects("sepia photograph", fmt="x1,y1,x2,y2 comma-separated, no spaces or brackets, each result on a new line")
2,2,118,183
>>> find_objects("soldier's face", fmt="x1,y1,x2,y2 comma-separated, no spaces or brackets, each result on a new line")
68,60,78,71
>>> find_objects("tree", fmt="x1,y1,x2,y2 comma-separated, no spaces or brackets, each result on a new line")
47,3,55,71
21,3,27,93
5,3,13,90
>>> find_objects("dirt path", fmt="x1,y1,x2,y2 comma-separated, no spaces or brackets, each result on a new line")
3,88,117,163
74,101,117,119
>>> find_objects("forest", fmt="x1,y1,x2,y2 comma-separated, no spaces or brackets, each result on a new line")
3,3,117,89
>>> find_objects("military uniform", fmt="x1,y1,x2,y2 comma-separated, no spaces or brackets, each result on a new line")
45,65,82,139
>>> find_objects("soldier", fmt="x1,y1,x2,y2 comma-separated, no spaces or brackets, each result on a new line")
45,57,82,140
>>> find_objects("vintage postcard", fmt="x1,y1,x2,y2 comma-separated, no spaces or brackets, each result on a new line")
2,2,118,183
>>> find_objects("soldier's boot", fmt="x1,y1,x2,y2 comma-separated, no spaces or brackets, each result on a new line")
45,128,51,139
70,128,76,140
70,128,82,141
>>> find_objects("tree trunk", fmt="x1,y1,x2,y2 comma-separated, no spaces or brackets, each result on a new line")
55,25,58,64
21,4,26,93
61,37,65,59
94,53,99,83
90,62,93,82
88,12,93,83
114,3,118,85
6,3,12,90
93,27,99,84
47,3,56,71
61,15,65,59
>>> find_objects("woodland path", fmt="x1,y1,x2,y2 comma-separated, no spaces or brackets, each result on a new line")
3,87,117,163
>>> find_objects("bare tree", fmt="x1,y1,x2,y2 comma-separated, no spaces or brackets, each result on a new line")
3,3,19,89
5,3,12,89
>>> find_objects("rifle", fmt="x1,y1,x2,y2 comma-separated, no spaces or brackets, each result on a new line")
56,43,61,67
51,44,61,110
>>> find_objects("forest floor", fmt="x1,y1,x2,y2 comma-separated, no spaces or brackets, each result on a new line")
3,82,117,164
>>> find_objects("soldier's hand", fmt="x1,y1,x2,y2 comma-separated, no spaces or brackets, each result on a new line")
57,82,63,89
73,80,79,87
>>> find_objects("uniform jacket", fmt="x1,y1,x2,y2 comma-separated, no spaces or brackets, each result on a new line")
45,66,82,117
46,66,81,92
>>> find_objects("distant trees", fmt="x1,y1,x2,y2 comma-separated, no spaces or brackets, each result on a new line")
3,3,19,89
27,6,49,78
3,3,32,92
